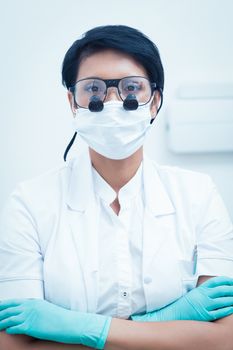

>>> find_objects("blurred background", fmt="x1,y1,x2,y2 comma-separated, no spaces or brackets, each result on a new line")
0,0,232,219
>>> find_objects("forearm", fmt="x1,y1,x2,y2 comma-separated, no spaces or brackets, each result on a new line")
1,318,231,350
0,332,34,350
29,339,92,350
105,318,231,350
0,332,93,350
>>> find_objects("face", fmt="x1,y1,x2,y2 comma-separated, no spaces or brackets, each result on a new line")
67,49,160,117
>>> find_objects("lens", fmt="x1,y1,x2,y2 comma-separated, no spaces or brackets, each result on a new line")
74,79,106,108
119,77,152,105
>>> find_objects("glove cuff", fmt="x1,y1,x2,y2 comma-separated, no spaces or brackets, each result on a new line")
96,317,112,349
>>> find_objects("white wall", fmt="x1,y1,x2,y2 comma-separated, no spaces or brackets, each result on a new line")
0,0,233,219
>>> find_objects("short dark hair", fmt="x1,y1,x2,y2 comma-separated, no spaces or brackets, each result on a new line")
61,24,164,91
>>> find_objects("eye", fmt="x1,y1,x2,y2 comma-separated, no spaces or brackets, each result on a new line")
84,84,99,93
127,84,138,91
122,80,142,93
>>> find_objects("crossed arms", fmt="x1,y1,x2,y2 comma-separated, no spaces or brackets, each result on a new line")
1,275,233,350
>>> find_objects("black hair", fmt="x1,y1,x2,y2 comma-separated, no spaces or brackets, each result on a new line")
61,24,164,91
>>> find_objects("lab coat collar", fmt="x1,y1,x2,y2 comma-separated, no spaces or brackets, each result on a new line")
143,152,175,216
66,150,175,216
66,151,99,313
66,151,95,212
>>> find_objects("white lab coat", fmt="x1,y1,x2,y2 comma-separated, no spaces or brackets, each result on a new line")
0,150,233,316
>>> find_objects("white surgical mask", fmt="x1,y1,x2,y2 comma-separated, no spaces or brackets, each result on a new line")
72,100,153,160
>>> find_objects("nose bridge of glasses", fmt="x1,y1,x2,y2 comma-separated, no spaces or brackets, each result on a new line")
104,79,121,101
105,79,120,88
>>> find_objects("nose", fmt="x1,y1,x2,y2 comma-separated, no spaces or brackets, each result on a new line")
104,87,121,102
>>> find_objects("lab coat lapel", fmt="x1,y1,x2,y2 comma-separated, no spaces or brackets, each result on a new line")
142,155,182,311
66,151,99,313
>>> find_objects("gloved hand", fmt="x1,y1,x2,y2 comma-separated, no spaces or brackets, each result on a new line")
131,276,233,322
0,298,112,349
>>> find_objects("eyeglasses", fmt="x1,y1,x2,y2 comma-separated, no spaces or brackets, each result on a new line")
69,76,157,109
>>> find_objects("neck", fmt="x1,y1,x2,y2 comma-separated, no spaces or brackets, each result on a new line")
89,147,143,193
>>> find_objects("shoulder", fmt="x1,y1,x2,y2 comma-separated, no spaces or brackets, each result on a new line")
146,157,216,209
16,163,69,198
5,157,80,215
146,154,214,190
155,162,214,190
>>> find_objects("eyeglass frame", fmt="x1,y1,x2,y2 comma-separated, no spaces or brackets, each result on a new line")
69,75,159,109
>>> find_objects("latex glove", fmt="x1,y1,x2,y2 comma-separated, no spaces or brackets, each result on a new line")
0,298,111,349
131,276,233,322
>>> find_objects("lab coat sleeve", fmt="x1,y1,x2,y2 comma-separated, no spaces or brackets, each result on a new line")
0,183,44,300
195,177,233,278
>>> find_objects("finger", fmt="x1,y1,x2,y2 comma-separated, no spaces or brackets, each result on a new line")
207,297,233,311
0,306,22,321
208,285,233,298
209,306,233,320
5,324,25,335
201,276,233,288
0,299,26,310
0,315,21,331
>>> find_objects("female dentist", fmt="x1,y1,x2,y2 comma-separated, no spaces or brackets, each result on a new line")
0,25,233,350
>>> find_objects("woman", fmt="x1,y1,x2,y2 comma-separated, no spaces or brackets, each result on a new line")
0,25,233,350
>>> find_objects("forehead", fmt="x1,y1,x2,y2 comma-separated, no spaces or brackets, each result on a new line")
77,49,148,80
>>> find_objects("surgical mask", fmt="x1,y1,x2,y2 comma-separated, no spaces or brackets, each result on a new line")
72,100,153,160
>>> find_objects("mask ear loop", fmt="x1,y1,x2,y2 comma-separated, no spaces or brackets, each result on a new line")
64,91,78,162
150,87,163,124
63,132,77,162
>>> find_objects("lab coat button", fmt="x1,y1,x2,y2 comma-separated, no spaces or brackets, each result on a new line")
144,276,152,284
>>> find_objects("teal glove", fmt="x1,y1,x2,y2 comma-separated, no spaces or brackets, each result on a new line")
131,276,233,322
0,298,111,349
